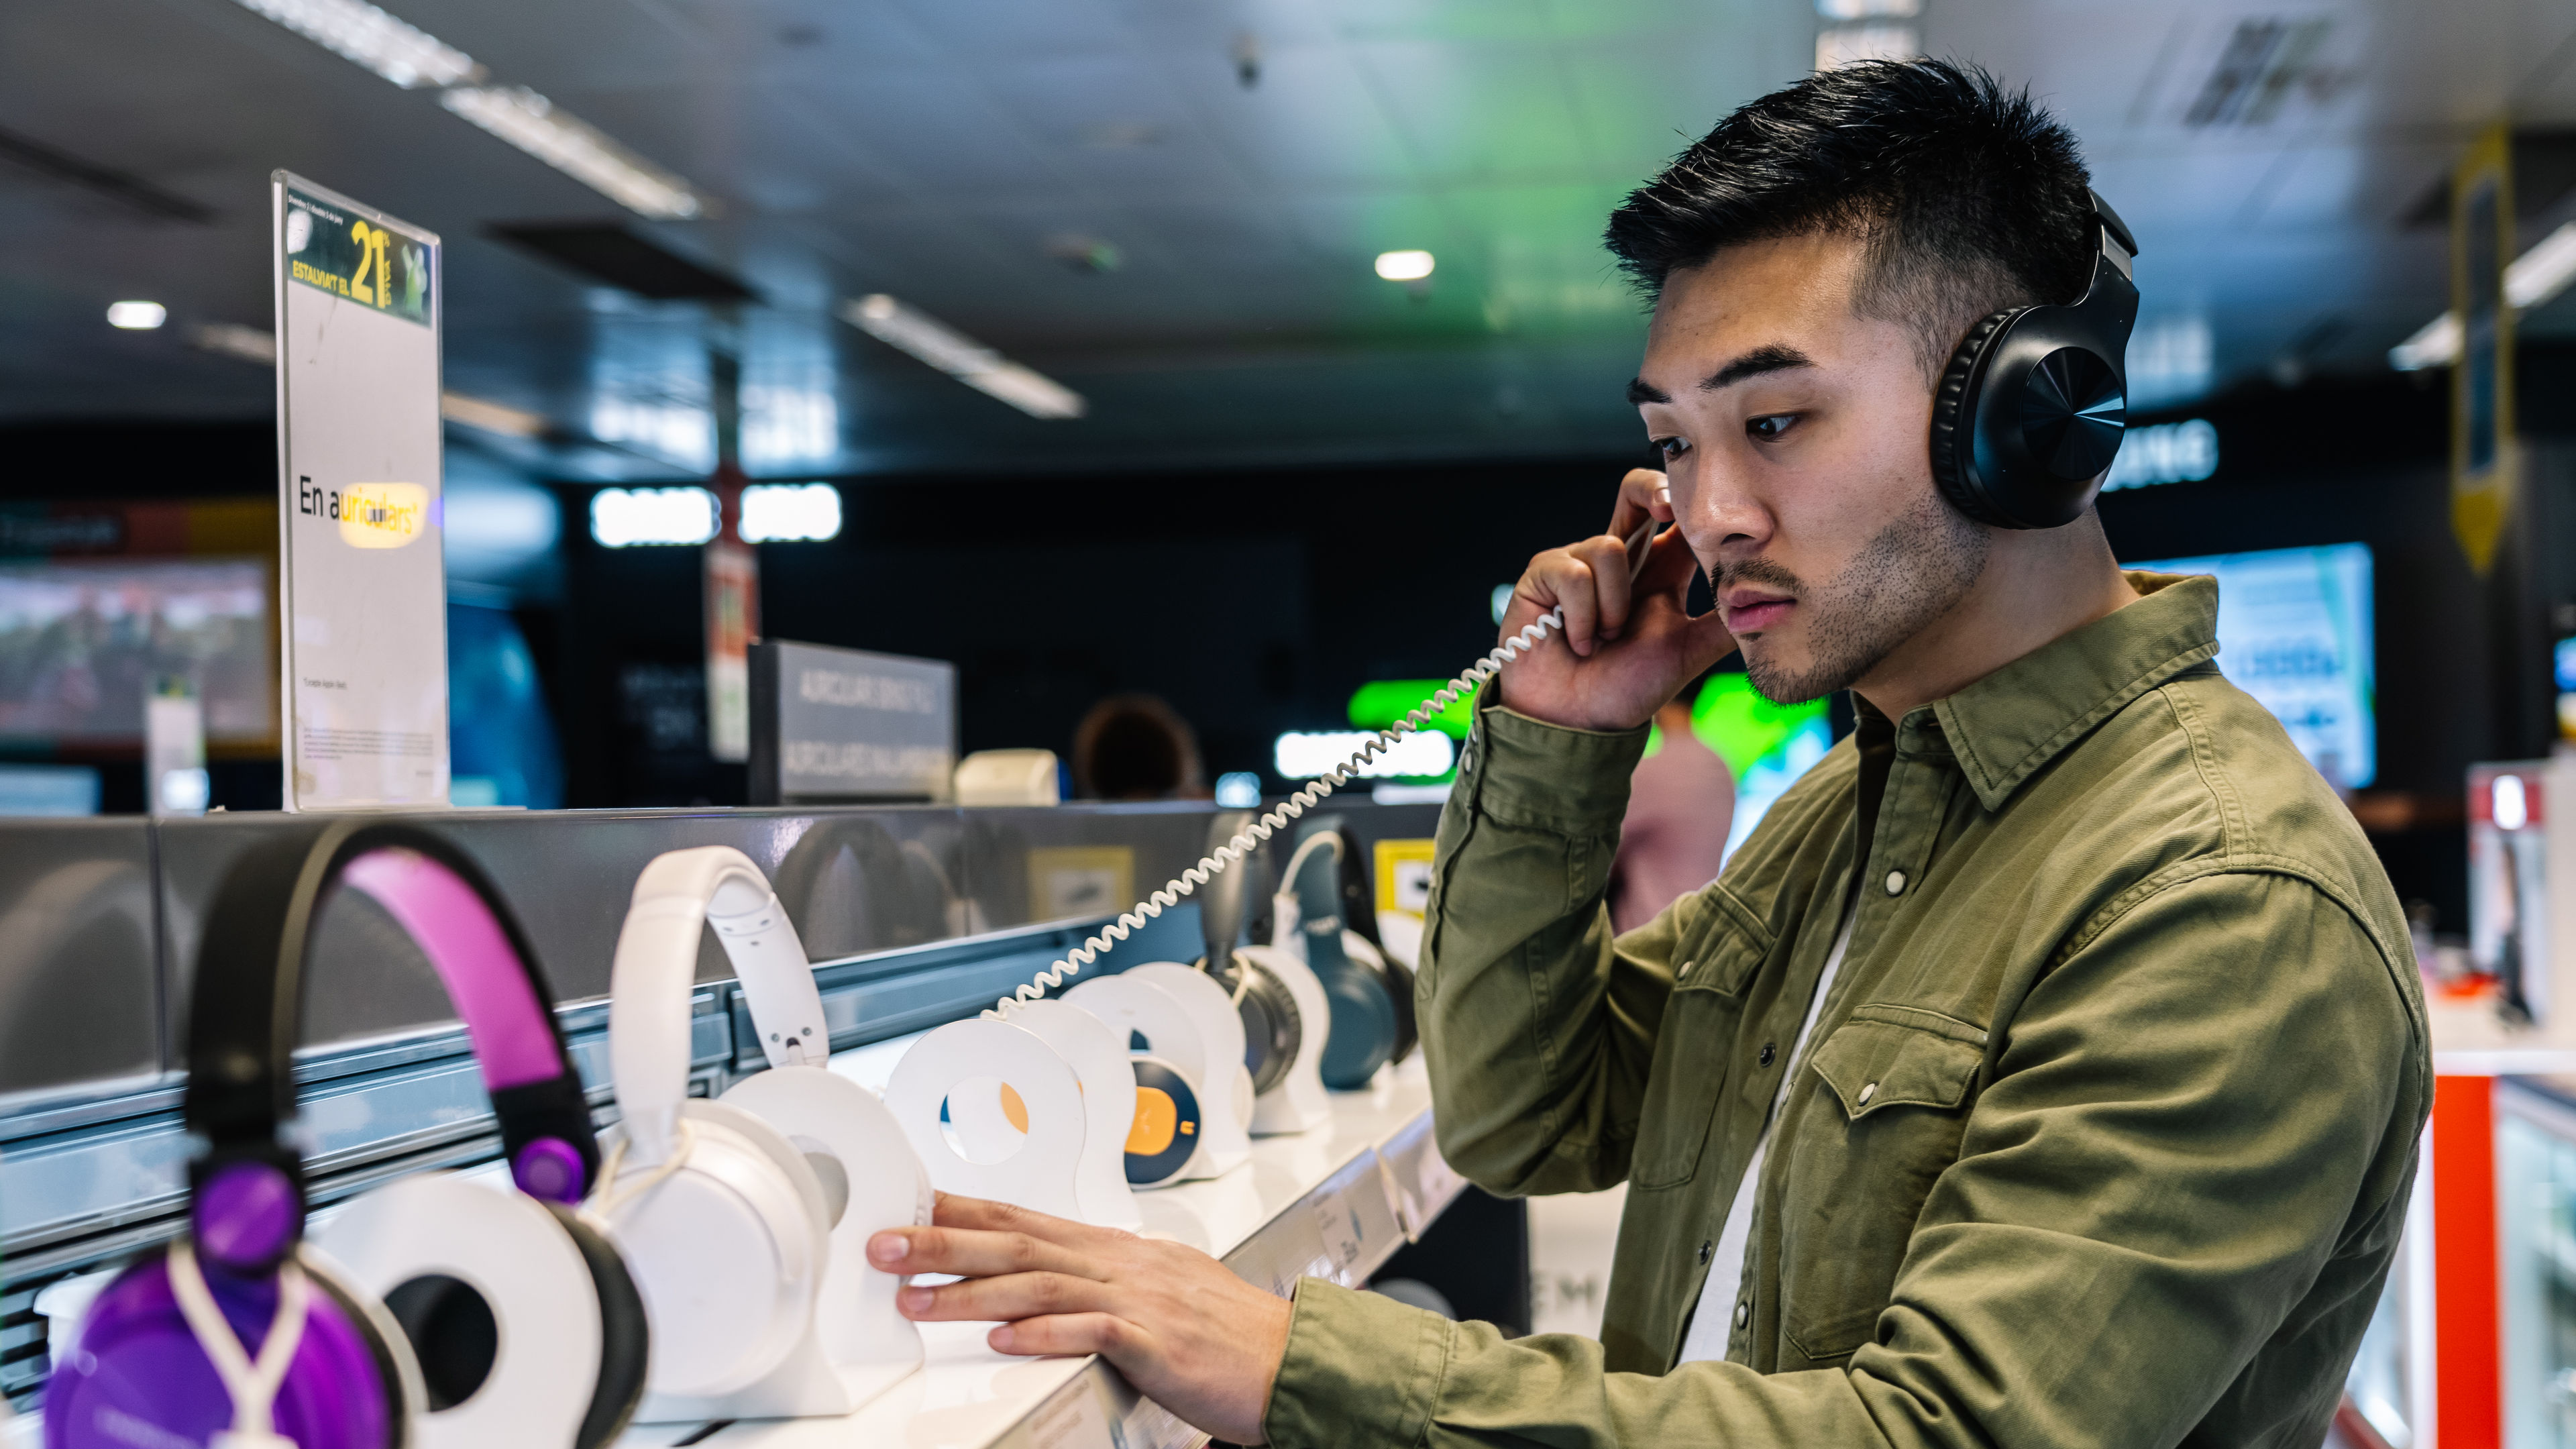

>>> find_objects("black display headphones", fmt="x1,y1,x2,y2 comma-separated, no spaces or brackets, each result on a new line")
1928,189,2139,530
1191,816,1303,1097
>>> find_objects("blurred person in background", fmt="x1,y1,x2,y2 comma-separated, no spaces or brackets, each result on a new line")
1070,692,1208,800
1609,689,1735,933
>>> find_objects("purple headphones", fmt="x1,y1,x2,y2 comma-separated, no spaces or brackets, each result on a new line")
45,819,644,1449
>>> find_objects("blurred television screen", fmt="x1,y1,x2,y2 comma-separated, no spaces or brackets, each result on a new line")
0,557,274,744
2127,542,2375,789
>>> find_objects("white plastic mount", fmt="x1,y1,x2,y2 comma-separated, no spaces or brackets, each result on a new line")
1235,945,1330,1136
1063,968,1251,1181
885,1018,1087,1221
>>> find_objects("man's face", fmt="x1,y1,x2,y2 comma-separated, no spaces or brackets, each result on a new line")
1632,232,1988,705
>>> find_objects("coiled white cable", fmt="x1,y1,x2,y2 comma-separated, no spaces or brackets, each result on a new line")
985,607,1569,1019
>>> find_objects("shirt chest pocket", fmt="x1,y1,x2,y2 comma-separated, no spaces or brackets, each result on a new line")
1627,896,1770,1191
1774,1004,1987,1363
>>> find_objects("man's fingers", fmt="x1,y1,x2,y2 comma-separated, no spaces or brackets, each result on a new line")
1526,551,1600,655
989,1311,1142,1360
1607,467,1672,539
1568,534,1635,641
897,1270,1116,1324
868,1222,1106,1281
927,1191,1125,1249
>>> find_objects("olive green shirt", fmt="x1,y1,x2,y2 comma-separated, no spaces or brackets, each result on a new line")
1265,574,2429,1449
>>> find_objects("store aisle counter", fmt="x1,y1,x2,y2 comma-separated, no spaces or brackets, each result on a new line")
614,1048,1462,1449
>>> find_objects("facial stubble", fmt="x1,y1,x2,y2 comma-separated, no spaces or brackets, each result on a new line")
1728,492,1990,706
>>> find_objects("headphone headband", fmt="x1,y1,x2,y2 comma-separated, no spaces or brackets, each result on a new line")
608,847,827,1167
185,818,598,1270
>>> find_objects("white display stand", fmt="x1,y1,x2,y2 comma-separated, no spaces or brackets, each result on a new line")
1062,971,1250,1182
1005,1000,1144,1229
718,1067,932,1411
618,1055,1462,1449
1236,945,1331,1136
272,172,450,810
884,1018,1087,1221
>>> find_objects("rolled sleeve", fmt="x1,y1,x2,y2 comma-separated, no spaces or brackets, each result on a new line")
1420,702,1669,1198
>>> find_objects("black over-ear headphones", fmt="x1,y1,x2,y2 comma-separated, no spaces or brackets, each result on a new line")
1191,815,1303,1097
1929,190,2139,530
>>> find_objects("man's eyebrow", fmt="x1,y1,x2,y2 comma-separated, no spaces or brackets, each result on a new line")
1700,343,1815,392
1625,377,1668,405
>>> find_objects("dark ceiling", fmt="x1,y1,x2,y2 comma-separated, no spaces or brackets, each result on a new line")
5,0,2576,481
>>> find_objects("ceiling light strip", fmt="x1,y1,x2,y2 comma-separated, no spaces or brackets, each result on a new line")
230,0,706,221
839,295,1086,419
439,88,704,219
231,0,479,88
2390,220,2576,370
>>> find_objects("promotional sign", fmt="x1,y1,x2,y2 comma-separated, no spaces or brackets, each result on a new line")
745,639,956,803
705,533,757,765
2453,123,2515,574
272,172,449,810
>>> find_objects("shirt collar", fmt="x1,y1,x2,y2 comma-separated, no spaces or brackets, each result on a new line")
1922,572,2220,811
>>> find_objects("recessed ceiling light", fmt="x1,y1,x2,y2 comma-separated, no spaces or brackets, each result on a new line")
107,301,166,330
1375,250,1435,282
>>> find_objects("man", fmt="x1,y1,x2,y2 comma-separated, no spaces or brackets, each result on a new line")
868,60,2428,1447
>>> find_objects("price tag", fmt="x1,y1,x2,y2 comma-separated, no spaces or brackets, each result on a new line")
1417,1142,1467,1212
1120,1395,1205,1449
1312,1189,1366,1283
1028,1379,1118,1449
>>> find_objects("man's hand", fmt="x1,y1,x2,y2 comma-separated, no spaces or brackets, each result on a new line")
869,1193,1291,1445
1497,467,1736,732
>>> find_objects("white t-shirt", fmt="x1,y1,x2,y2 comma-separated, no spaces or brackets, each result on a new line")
1674,908,1858,1364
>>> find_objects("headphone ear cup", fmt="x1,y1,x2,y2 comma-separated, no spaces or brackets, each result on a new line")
46,1246,409,1449
1123,1056,1205,1187
1929,307,2023,527
1233,963,1301,1097
545,1205,648,1449
1368,945,1418,1066
1315,966,1396,1090
302,1243,427,1428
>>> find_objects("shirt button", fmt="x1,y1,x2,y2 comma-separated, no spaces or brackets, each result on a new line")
1884,869,1907,896
1677,959,1695,982
1858,1081,1878,1104
1758,1041,1776,1067
1734,1301,1750,1330
1697,1240,1712,1266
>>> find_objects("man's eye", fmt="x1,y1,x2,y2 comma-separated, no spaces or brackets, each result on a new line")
1747,414,1796,441
1654,436,1690,460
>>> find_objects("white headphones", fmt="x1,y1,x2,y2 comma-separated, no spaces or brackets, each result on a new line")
592,847,839,1412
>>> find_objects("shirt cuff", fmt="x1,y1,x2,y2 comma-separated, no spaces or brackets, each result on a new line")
1263,1279,1453,1449
1456,696,1651,835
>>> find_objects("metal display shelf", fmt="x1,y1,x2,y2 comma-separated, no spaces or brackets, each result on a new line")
0,800,1445,1413
618,1053,1465,1449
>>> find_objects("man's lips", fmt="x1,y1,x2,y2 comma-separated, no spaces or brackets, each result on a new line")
1721,593,1794,633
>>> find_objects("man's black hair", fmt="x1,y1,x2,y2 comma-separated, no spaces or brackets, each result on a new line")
1603,59,2096,376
